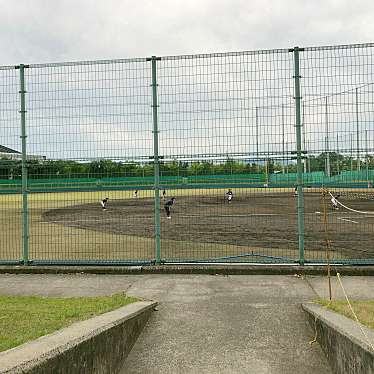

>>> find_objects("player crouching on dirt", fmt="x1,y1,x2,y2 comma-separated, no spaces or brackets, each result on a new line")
226,189,233,203
100,197,109,210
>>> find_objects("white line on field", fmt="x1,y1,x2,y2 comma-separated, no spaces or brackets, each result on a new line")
337,217,358,224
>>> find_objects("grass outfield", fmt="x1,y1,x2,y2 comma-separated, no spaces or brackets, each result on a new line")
0,187,368,263
0,293,138,352
0,191,145,262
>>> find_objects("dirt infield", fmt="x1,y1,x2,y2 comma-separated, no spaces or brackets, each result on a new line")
43,191,374,259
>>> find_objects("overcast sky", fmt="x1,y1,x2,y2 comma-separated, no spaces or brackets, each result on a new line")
1,0,374,65
1,0,373,161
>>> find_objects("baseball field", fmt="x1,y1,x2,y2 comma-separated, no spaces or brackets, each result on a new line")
1,187,373,263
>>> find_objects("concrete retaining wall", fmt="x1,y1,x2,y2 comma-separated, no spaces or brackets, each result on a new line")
0,300,157,374
302,303,374,374
2,265,374,276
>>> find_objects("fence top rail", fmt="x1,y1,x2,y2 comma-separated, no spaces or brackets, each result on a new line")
12,48,293,70
27,57,149,69
303,42,374,52
0,65,20,71
151,42,374,61
0,42,373,70
159,48,291,61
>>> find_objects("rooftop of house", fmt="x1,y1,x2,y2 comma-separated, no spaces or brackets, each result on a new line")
0,145,21,154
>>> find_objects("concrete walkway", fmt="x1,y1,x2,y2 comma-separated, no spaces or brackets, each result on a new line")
0,273,341,373
122,274,332,374
123,274,374,374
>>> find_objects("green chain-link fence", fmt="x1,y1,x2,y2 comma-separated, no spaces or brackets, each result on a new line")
0,43,374,265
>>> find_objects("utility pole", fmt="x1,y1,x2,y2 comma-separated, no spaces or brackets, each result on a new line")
302,100,307,173
356,88,360,171
282,104,285,174
336,133,340,175
366,129,369,187
325,96,330,177
256,106,259,171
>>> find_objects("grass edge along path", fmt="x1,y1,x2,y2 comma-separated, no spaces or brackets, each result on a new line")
316,299,374,330
0,293,138,352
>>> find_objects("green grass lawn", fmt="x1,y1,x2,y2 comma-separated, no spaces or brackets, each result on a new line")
0,293,138,352
317,299,374,329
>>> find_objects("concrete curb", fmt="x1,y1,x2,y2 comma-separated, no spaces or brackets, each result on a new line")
1,264,374,275
302,303,374,374
0,300,157,374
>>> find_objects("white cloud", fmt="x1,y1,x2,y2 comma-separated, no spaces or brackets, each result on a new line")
0,0,373,64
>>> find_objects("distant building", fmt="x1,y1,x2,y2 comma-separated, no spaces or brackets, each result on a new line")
0,145,45,161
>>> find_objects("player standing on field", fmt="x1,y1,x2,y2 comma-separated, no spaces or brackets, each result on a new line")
162,189,166,200
100,197,109,210
331,195,339,210
164,197,175,219
226,189,233,203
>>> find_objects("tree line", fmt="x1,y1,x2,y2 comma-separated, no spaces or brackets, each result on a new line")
0,152,373,180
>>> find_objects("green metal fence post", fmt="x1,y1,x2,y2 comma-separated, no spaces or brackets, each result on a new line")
150,56,162,264
18,64,29,265
291,47,305,265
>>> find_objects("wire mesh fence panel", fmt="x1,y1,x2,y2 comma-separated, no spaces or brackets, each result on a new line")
156,50,299,263
300,44,374,264
0,67,23,263
1,42,374,266
24,59,155,264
